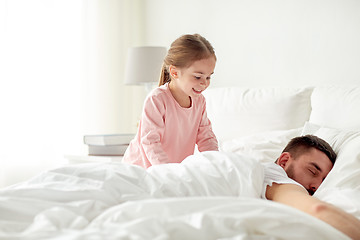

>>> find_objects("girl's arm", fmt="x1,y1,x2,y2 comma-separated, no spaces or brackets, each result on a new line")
139,94,169,165
266,183,360,239
196,98,219,151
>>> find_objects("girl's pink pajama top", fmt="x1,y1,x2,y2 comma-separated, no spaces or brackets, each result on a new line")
123,83,218,168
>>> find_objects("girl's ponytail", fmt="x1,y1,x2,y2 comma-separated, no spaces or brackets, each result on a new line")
159,63,170,86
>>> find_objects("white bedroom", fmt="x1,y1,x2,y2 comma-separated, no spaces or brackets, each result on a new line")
0,0,359,239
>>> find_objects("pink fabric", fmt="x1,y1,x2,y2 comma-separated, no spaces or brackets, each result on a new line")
123,83,218,168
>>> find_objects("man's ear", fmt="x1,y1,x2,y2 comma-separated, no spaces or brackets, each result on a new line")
277,152,291,169
169,65,179,79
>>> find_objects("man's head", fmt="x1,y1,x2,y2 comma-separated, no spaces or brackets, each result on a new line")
276,135,337,195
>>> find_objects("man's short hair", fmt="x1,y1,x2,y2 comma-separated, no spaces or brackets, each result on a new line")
281,135,337,165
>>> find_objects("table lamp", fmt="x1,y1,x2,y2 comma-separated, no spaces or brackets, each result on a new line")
124,46,167,93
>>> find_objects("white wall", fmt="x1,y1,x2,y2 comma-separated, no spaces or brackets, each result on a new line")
143,0,360,88
0,0,146,187
82,0,146,135
0,0,85,187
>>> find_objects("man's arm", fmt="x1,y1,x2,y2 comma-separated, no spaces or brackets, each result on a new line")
266,183,360,239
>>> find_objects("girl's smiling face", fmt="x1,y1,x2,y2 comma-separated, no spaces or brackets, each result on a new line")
169,57,216,108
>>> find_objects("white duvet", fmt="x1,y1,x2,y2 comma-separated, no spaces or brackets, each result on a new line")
0,150,353,240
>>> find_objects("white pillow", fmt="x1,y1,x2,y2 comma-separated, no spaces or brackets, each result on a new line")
301,121,322,136
302,121,359,155
204,87,313,143
315,129,360,218
309,86,360,131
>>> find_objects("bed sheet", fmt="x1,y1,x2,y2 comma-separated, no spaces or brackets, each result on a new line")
0,151,350,240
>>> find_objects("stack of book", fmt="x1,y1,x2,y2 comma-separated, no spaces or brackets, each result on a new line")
83,134,135,156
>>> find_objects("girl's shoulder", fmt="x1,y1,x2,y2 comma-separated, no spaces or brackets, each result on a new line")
144,84,171,107
148,84,169,99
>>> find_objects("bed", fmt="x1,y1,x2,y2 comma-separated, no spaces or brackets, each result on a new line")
0,86,359,240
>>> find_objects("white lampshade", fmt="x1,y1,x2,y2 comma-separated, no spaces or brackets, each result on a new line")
124,46,167,86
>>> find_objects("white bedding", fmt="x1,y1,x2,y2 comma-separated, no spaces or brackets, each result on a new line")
1,86,360,239
0,150,353,240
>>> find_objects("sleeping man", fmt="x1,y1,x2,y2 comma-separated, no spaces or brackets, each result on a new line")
143,134,360,238
263,135,360,239
146,134,360,239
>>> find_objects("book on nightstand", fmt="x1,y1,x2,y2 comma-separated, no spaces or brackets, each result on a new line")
84,134,135,156
88,144,129,156
83,133,135,146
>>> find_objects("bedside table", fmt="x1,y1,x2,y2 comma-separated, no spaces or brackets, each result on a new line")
64,155,123,164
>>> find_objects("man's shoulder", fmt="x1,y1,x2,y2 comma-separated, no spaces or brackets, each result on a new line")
262,162,303,188
262,162,286,175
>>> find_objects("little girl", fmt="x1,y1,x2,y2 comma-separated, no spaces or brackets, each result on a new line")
123,34,219,168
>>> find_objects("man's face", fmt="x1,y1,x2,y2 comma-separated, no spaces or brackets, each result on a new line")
279,148,333,195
